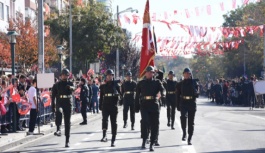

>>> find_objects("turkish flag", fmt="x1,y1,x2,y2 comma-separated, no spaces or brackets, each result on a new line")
207,5,211,15
195,7,199,16
139,0,156,78
220,2,225,11
12,94,21,103
185,9,190,18
232,0,237,9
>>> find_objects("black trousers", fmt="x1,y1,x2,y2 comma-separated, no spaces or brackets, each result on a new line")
9,103,20,129
166,98,176,124
140,109,160,143
81,101,88,122
123,100,135,124
55,100,72,137
102,105,118,135
180,106,196,136
29,109,37,132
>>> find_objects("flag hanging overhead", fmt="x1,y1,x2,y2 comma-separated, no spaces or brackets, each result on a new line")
139,0,156,78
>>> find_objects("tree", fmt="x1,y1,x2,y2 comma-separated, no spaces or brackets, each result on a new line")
191,0,265,81
47,2,126,74
0,14,58,75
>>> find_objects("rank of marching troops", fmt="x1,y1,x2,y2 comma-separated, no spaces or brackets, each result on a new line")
52,67,199,152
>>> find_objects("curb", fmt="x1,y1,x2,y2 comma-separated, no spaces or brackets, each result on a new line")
0,113,102,152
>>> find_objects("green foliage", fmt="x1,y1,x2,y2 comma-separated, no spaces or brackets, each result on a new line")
46,2,126,74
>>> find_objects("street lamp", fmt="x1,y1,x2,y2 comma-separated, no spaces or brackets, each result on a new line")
116,5,138,79
6,30,19,76
248,18,265,78
57,45,64,72
7,30,19,133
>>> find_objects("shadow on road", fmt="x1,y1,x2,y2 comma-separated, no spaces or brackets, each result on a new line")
8,144,182,153
204,148,265,153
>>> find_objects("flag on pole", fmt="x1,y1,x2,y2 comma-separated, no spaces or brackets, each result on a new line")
139,0,156,78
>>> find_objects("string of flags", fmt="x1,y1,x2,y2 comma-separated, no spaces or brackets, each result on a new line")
118,0,261,27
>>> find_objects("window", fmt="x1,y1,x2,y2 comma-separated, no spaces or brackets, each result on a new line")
6,5,9,21
0,2,4,20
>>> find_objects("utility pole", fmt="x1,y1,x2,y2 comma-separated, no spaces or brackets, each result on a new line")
38,0,44,73
69,0,73,73
116,5,119,79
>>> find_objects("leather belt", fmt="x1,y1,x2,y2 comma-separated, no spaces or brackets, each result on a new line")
104,93,114,97
182,96,193,100
167,91,175,94
60,95,72,98
125,91,135,94
142,96,156,100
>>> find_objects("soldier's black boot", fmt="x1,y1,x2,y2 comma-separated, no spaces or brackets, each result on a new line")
154,140,160,146
187,135,192,145
182,132,187,141
167,118,170,127
54,126,61,136
131,123,135,130
65,136,70,148
101,130,108,142
171,120,175,130
141,139,146,149
123,122,127,128
150,142,154,152
111,135,116,147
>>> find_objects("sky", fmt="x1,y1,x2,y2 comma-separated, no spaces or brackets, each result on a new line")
111,0,255,37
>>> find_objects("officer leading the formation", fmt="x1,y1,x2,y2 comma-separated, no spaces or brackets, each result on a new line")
165,71,178,130
99,69,121,147
135,66,165,152
176,68,199,145
121,71,137,130
52,68,75,148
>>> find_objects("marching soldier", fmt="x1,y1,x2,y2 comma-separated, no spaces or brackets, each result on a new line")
52,68,75,147
79,78,90,125
165,71,178,130
99,69,121,147
176,68,199,145
121,71,137,130
135,66,165,151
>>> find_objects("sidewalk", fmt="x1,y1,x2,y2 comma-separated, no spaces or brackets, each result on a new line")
0,111,101,152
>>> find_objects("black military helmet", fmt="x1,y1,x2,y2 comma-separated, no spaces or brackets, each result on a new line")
145,66,155,72
126,71,132,76
105,69,114,75
168,70,174,75
183,68,191,74
61,68,70,76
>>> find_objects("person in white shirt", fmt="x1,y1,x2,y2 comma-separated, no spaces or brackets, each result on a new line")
27,79,37,135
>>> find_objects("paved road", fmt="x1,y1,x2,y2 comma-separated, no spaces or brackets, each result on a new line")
5,97,265,153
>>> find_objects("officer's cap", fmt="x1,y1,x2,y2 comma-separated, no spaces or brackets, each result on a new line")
183,68,191,74
61,68,70,76
168,71,174,75
105,69,114,75
126,71,132,76
145,66,155,73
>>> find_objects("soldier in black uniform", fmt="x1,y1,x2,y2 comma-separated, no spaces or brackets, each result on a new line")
52,68,74,147
135,66,165,151
99,69,121,147
79,78,90,125
121,71,137,130
165,71,178,130
176,68,199,145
